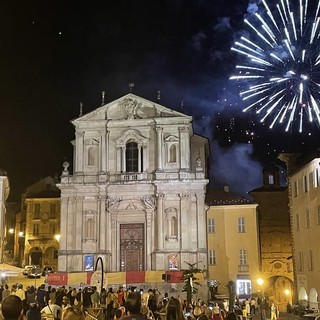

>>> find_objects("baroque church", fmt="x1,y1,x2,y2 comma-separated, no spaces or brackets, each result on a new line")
57,93,209,273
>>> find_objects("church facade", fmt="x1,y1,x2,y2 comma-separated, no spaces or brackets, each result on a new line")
58,93,209,273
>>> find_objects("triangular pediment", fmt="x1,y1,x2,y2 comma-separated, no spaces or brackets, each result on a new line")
72,93,189,123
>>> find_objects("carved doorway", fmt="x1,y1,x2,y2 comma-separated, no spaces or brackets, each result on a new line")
120,224,144,271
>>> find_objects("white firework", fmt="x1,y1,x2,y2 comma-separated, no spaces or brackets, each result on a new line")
230,0,320,132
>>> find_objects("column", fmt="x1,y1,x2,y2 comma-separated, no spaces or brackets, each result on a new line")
138,145,142,172
196,193,206,249
156,127,163,170
146,209,153,270
76,131,84,173
106,130,110,172
60,196,69,251
156,194,165,250
179,193,190,250
98,196,106,250
121,147,126,173
75,196,83,251
100,131,106,173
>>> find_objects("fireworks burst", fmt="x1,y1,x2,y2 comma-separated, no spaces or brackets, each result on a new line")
230,0,320,132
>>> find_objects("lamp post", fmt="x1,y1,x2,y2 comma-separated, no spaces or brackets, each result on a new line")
18,232,25,267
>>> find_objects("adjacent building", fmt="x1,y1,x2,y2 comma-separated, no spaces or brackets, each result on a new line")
206,186,260,299
58,93,210,273
0,169,10,264
21,176,60,269
250,166,293,311
280,153,320,311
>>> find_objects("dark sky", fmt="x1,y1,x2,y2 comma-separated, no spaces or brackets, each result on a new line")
0,0,319,201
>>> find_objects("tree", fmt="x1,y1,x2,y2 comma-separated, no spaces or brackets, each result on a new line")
227,281,236,312
180,261,203,304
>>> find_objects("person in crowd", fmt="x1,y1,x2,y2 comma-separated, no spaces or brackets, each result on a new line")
26,286,36,306
15,284,26,303
166,297,184,320
122,292,146,320
61,306,85,320
1,295,24,320
49,287,57,304
26,303,41,320
114,309,122,320
36,284,47,310
2,284,11,301
270,302,278,320
41,299,62,320
90,287,100,308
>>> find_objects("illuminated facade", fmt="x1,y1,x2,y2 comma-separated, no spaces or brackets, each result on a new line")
58,93,209,273
280,153,320,311
22,176,60,269
206,187,260,298
0,170,9,264
250,167,293,311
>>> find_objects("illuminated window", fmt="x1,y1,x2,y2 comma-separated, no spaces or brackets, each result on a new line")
169,145,177,163
33,224,39,236
208,218,215,233
237,279,251,295
126,142,138,172
209,249,216,265
238,217,246,233
239,249,247,265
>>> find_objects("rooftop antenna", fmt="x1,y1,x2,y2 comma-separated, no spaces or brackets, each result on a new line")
129,83,135,92
157,90,161,102
101,90,105,105
79,102,83,117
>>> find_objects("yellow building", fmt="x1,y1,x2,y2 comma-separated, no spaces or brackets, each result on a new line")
250,166,293,311
206,187,260,299
280,153,320,311
22,176,61,269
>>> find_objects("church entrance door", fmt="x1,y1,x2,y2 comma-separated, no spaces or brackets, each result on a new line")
120,223,144,271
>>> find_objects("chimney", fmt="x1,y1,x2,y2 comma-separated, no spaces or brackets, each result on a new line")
224,185,229,192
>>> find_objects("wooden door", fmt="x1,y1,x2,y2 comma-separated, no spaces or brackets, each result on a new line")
120,224,144,271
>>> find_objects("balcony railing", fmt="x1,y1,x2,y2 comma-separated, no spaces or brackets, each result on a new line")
238,264,249,272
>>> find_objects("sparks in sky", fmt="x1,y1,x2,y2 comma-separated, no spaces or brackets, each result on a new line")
230,0,320,132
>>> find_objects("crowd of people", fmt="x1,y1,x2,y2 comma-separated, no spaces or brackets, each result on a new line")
0,283,278,320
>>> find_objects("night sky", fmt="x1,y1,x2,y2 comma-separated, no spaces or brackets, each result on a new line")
0,0,319,201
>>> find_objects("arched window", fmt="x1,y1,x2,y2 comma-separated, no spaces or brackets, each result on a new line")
88,147,95,166
170,217,178,236
126,142,138,172
86,218,94,239
169,145,177,163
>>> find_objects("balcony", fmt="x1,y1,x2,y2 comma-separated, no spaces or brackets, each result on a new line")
238,264,249,272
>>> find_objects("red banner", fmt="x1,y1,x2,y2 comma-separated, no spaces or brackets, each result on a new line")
126,271,145,284
48,272,68,285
